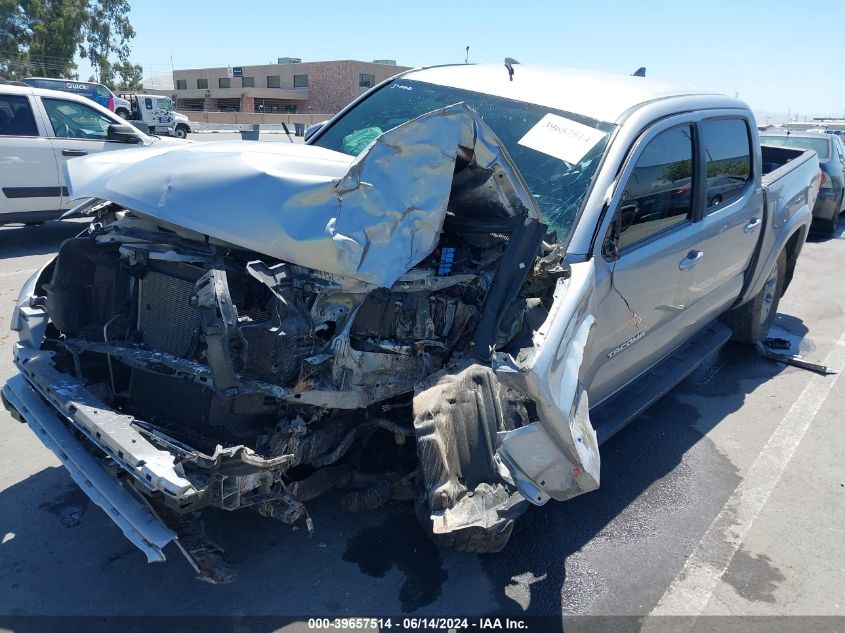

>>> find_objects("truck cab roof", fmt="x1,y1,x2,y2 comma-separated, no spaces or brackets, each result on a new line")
404,64,742,123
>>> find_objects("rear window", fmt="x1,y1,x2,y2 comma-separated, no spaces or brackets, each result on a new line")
0,94,38,136
761,135,831,160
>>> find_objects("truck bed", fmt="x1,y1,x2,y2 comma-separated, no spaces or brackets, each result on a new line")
761,145,818,189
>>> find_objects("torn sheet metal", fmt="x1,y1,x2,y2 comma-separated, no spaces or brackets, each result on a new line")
493,260,600,504
64,103,539,289
2,375,177,563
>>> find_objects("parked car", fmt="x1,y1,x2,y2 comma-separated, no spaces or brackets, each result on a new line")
2,64,820,582
118,93,192,138
0,82,184,225
21,77,130,115
760,131,845,234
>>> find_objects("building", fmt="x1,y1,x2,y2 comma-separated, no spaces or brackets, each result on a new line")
171,58,411,115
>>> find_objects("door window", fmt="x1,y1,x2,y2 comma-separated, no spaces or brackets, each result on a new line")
0,95,38,136
702,118,752,210
616,125,695,251
43,97,115,140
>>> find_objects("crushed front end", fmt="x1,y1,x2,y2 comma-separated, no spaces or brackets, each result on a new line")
3,104,601,581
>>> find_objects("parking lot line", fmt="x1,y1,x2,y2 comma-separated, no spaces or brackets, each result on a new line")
650,329,845,616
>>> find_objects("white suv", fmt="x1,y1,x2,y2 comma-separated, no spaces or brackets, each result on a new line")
0,81,182,225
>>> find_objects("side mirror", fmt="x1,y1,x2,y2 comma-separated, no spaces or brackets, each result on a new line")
107,123,142,144
303,122,325,142
602,212,623,261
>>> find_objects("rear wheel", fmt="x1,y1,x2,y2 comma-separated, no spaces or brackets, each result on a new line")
721,250,785,343
116,108,130,119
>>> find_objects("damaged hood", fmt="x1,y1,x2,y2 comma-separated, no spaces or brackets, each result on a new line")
66,103,540,288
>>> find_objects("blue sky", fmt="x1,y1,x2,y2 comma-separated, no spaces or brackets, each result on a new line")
89,0,844,118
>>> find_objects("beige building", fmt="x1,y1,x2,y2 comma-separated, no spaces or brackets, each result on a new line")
171,58,411,116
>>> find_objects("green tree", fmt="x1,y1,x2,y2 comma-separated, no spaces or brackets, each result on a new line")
89,59,141,90
0,0,87,79
662,159,693,182
0,0,141,88
80,0,135,85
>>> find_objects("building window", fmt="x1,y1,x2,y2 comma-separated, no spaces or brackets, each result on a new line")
242,76,255,88
359,73,375,87
285,104,297,114
175,79,187,90
293,74,308,88
196,78,208,90
267,75,281,88
218,77,231,89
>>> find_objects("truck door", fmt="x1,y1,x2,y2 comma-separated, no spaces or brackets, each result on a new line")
586,116,709,405
690,115,761,321
38,96,140,210
0,93,61,222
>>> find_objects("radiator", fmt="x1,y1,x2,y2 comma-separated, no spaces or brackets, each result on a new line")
138,268,202,358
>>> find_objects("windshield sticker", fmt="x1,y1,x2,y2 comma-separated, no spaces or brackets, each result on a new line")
518,113,605,165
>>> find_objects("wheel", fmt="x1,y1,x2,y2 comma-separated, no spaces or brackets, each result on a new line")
711,195,722,207
116,108,130,119
720,249,786,343
174,125,188,139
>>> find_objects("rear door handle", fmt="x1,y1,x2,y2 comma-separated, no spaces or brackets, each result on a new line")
61,149,87,157
679,250,704,270
744,217,761,233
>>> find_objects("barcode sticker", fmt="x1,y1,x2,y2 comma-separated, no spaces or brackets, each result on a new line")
518,113,605,165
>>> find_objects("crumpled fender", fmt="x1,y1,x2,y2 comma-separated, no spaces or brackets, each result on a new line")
493,259,600,504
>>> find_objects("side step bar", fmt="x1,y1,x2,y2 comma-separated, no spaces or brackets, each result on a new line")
591,321,733,445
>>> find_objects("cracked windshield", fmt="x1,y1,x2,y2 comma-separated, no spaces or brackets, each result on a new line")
314,79,615,241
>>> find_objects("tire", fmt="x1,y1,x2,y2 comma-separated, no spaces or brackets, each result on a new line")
711,195,722,207
116,108,130,120
721,249,786,344
175,125,188,139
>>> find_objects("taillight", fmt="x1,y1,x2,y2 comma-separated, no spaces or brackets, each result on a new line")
671,187,691,196
108,95,115,111
820,169,832,188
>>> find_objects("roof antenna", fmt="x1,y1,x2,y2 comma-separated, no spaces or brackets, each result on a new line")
465,46,470,64
632,67,646,77
504,57,519,81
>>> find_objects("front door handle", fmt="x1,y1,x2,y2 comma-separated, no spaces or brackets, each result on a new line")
744,217,761,233
679,250,704,270
61,149,87,157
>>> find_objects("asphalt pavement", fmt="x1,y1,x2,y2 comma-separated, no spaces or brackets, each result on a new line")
0,217,843,631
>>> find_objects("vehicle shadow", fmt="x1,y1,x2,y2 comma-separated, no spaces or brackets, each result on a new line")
806,215,844,243
0,220,86,260
0,314,810,627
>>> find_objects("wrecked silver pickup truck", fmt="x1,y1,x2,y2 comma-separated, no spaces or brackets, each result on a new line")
3,64,821,582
